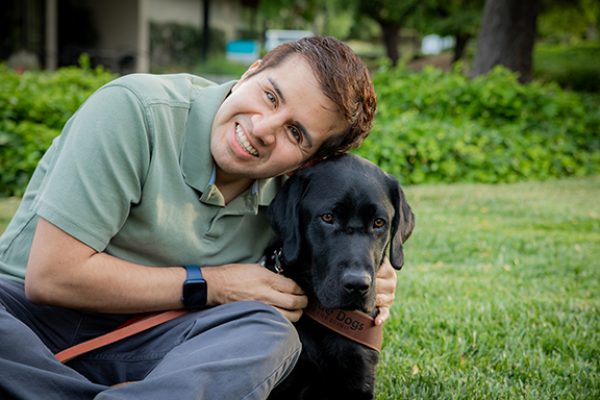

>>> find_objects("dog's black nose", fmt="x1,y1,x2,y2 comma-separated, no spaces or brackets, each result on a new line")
342,272,371,296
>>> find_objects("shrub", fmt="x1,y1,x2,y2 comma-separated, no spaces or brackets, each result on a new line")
355,65,600,184
534,43,600,93
1,61,599,196
0,64,115,196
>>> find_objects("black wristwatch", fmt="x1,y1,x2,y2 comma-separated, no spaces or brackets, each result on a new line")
181,265,208,308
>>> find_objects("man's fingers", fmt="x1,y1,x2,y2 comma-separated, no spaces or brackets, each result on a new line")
275,306,304,323
269,290,308,311
270,273,305,296
376,289,394,303
375,307,390,326
375,288,395,326
254,268,307,312
376,257,396,278
374,257,397,325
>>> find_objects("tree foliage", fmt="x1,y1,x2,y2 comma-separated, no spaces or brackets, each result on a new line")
412,0,483,62
257,0,319,29
357,0,419,65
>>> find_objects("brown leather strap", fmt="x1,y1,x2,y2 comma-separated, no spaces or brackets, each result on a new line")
55,302,383,363
55,310,187,363
303,303,383,352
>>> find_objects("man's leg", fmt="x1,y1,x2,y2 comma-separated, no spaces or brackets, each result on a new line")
0,279,108,399
73,301,301,400
1,277,301,399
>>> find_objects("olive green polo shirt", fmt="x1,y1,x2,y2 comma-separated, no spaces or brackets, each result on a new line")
0,73,285,282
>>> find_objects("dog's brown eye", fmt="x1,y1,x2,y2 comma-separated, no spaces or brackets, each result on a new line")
373,218,386,229
321,213,334,224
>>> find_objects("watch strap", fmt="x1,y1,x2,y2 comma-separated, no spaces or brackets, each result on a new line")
184,264,203,281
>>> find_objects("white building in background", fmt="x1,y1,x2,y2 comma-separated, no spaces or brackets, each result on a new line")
3,0,248,73
421,34,455,55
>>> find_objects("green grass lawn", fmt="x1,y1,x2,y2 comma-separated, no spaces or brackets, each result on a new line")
378,176,600,399
1,176,598,398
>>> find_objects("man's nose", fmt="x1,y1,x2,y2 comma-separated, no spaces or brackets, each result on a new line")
251,115,282,146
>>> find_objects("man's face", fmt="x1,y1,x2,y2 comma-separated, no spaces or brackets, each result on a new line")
210,55,346,182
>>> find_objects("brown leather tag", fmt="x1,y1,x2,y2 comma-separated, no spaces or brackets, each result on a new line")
303,303,383,352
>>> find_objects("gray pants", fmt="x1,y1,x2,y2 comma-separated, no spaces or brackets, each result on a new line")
0,279,301,400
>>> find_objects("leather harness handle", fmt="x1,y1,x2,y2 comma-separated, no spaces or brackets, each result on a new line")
55,310,187,363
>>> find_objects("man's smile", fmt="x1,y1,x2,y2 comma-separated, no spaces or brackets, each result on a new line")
235,123,259,157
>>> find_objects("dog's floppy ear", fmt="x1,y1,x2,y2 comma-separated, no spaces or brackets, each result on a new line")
388,175,415,270
267,173,306,265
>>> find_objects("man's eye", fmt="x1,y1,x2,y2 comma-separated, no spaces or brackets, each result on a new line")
266,91,276,106
288,126,302,144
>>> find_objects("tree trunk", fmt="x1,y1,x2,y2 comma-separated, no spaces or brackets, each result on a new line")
201,0,211,62
472,0,540,82
452,33,471,64
379,21,400,67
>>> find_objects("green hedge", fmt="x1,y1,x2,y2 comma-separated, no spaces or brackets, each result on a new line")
355,65,600,184
0,64,115,196
1,62,599,196
534,42,600,93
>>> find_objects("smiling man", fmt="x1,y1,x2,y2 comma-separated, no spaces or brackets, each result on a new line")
0,36,393,399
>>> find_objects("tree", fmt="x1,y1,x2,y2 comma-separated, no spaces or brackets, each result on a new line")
472,0,541,82
538,0,600,42
257,0,319,30
357,0,419,66
420,0,484,63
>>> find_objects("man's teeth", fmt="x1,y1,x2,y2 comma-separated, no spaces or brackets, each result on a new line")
235,124,258,157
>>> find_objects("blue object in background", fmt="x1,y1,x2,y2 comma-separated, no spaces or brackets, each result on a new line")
226,40,259,64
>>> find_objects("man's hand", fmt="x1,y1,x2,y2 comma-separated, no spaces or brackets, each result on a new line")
374,257,397,326
203,264,308,322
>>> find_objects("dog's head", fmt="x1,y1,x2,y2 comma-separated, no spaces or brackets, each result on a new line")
267,154,415,313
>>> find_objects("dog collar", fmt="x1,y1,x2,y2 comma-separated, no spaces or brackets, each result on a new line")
303,303,383,352
259,246,285,274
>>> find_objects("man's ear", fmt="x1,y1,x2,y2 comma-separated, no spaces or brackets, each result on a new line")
231,60,263,93
267,173,306,265
388,175,415,270
240,59,262,80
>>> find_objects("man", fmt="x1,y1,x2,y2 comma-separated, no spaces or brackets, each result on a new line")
0,36,396,399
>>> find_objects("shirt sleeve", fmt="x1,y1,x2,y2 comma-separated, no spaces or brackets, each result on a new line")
31,83,152,251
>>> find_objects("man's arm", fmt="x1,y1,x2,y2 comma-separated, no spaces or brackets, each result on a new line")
25,218,307,321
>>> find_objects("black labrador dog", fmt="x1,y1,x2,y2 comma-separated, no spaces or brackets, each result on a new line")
265,154,415,400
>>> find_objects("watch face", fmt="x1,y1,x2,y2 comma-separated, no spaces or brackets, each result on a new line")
183,281,207,307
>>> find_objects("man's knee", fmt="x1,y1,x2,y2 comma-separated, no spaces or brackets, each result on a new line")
235,301,301,352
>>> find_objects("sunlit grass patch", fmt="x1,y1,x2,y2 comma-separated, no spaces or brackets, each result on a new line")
377,176,600,399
